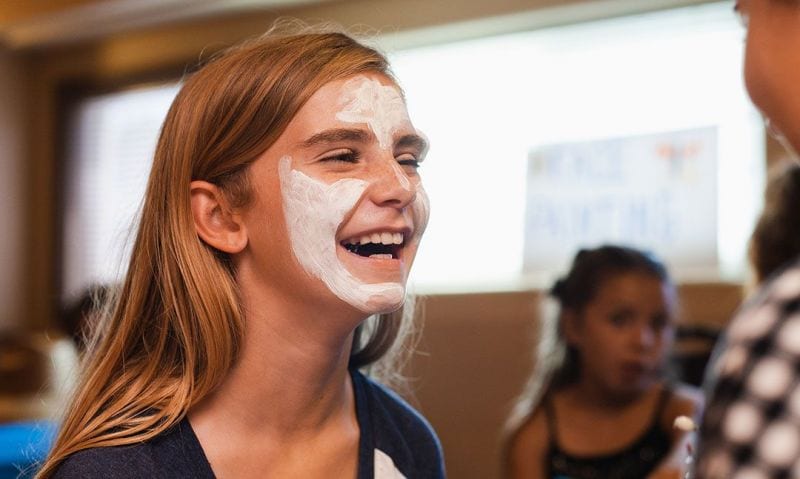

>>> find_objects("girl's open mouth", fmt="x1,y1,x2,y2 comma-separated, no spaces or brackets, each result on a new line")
341,232,404,260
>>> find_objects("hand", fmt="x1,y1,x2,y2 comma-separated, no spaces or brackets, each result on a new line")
647,467,682,479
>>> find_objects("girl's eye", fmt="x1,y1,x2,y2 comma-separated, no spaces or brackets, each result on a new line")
609,311,633,327
396,153,422,170
398,159,420,169
321,151,359,164
650,314,669,331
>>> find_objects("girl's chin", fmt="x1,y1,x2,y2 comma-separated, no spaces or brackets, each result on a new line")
361,294,405,315
614,380,655,397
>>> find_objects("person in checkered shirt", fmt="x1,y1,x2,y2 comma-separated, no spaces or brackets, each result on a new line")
695,1,800,478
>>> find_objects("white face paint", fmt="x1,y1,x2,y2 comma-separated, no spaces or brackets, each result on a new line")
409,182,430,244
279,157,406,313
391,161,412,191
276,75,429,314
336,76,408,150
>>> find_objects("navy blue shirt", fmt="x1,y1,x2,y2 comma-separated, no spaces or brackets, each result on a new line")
53,369,445,478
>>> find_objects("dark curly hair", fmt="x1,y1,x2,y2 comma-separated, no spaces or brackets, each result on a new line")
550,245,670,312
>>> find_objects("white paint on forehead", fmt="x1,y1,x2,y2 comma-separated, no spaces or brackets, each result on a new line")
278,156,405,313
336,76,408,150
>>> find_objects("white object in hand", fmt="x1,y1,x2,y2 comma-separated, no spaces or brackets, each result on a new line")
673,415,697,432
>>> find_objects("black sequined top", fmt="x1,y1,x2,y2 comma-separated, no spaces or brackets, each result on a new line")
544,388,673,479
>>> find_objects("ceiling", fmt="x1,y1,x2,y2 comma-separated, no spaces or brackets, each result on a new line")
0,0,329,50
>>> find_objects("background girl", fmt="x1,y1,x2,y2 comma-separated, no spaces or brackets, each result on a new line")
506,245,702,479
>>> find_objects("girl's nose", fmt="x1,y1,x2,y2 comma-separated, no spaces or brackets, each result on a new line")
634,324,656,349
368,159,417,208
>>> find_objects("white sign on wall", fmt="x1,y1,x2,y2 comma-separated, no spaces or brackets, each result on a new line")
523,127,718,275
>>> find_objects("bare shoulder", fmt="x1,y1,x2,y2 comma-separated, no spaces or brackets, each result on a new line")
506,406,549,479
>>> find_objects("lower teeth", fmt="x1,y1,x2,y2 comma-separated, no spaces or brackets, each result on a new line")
369,254,393,259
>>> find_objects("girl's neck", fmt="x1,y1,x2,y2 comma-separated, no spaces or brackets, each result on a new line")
189,325,355,436
186,315,361,477
189,278,364,438
565,378,658,412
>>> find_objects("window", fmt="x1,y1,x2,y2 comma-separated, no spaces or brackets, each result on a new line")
61,2,763,300
390,1,763,291
62,83,180,299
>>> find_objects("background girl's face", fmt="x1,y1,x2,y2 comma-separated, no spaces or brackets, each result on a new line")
566,271,676,397
739,0,800,151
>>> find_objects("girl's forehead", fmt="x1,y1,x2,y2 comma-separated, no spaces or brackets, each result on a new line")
311,73,402,110
272,73,416,157
592,272,671,302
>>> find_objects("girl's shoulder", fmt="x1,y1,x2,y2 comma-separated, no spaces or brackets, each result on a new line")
352,370,440,446
509,405,550,451
506,402,550,463
351,370,445,478
505,398,552,477
51,443,155,479
50,419,214,479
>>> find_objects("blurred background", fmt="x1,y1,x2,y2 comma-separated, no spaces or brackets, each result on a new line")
0,0,782,477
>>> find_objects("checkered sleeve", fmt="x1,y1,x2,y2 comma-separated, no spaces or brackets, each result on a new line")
696,267,800,479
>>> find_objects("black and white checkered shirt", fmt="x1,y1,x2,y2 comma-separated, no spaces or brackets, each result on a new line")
696,262,800,479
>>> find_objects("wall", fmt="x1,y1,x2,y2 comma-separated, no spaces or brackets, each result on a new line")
0,46,25,331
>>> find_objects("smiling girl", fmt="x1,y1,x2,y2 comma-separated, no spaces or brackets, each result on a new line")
505,245,702,479
38,28,443,479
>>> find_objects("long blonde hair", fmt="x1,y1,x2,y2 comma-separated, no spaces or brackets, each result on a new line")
39,28,411,477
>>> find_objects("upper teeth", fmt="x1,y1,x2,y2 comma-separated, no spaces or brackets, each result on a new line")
347,232,404,245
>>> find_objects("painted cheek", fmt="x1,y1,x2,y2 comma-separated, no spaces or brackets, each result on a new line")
278,156,366,270
278,156,408,314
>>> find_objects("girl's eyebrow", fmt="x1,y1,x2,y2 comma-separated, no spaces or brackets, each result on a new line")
299,129,429,155
395,134,429,154
299,128,371,148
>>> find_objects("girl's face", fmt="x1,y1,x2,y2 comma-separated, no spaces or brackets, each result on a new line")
565,271,676,398
242,73,429,316
737,0,800,152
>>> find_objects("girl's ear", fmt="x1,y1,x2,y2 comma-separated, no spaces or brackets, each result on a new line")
190,180,248,254
561,309,582,347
